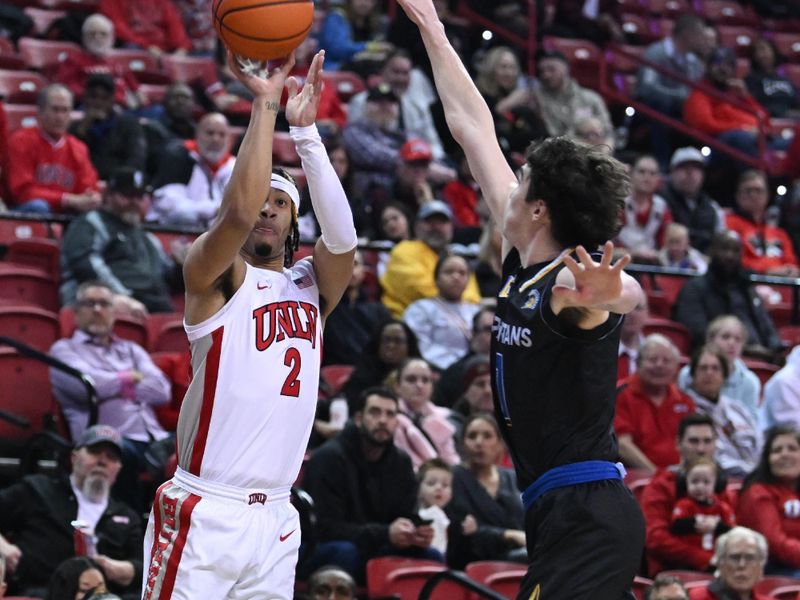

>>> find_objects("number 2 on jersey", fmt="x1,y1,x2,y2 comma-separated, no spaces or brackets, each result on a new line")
281,348,302,397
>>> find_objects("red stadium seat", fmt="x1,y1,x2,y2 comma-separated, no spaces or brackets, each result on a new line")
0,218,55,244
137,83,168,106
0,265,59,312
0,37,25,70
0,348,57,447
17,37,79,71
4,237,61,277
608,45,648,74
647,0,690,17
149,315,188,354
465,560,526,597
320,70,366,102
620,14,657,44
633,576,655,600
657,570,714,585
643,317,692,356
0,69,48,104
23,7,66,36
717,25,758,58
366,557,467,600
778,325,800,347
770,33,800,64
769,118,798,141
319,364,354,398
743,359,780,387
755,576,800,596
0,306,60,351
697,0,759,26
616,0,647,15
3,103,38,131
160,54,217,87
272,131,301,166
780,64,800,89
105,49,168,85
151,350,191,431
542,36,602,89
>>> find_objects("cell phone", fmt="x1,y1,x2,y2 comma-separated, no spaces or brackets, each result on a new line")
411,515,433,526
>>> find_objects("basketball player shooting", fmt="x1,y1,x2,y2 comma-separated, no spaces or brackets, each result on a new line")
142,50,358,599
397,1,645,598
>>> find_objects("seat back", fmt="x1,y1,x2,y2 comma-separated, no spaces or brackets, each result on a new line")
464,560,526,597
0,69,48,104
0,348,56,447
0,266,59,312
160,54,217,87
742,359,780,387
0,306,60,352
366,557,466,600
5,237,61,277
17,37,79,71
319,364,354,398
320,70,366,102
3,103,38,131
642,318,692,356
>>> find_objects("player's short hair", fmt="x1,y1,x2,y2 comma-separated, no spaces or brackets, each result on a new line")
356,386,399,414
524,136,628,249
417,457,452,483
689,344,730,380
307,565,356,598
645,575,688,600
678,413,715,441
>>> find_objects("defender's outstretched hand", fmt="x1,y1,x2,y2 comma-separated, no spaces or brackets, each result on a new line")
226,50,296,101
551,241,631,309
286,50,325,127
396,0,439,25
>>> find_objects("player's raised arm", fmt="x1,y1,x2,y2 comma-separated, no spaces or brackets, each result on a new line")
397,0,516,226
183,52,296,295
286,51,357,318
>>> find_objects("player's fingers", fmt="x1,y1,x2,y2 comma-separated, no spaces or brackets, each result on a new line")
281,50,297,74
612,252,632,271
562,253,583,274
599,241,614,268
551,284,579,303
285,76,299,100
574,245,593,266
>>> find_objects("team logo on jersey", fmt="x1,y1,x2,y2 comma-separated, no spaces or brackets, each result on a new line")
522,288,540,310
499,275,516,298
253,300,319,351
248,493,268,505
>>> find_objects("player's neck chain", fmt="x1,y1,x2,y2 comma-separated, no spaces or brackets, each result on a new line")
518,248,573,294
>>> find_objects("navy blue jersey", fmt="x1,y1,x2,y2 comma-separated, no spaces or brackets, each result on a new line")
491,248,624,491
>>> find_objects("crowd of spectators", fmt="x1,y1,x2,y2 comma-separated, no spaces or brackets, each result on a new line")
0,0,800,598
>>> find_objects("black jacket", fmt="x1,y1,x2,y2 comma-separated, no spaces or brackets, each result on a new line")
68,111,147,180
302,423,417,556
0,474,143,595
60,209,176,312
661,183,722,254
672,267,781,350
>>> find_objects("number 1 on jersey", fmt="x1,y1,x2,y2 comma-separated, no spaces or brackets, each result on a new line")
281,347,302,397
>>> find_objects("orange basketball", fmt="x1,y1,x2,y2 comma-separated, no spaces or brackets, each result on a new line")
213,0,314,61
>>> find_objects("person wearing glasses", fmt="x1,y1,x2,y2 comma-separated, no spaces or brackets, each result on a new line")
688,526,769,599
60,166,186,316
49,280,171,511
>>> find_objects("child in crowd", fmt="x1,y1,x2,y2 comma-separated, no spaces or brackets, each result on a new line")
670,457,736,551
658,223,708,273
416,458,454,555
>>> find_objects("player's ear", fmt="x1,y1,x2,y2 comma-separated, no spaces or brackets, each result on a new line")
530,199,547,222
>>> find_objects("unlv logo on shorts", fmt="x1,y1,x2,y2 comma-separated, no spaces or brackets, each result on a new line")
248,493,268,505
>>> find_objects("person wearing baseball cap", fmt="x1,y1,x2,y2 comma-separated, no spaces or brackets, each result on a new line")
380,198,482,317
661,147,725,254
59,165,177,314
0,424,143,597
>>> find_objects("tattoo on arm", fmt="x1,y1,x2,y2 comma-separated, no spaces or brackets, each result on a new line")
265,100,279,112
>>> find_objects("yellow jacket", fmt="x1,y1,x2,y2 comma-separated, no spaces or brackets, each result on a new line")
380,240,482,317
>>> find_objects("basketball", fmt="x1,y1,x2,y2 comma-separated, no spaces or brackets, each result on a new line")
213,0,314,61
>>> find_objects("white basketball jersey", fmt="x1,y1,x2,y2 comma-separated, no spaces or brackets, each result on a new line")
177,260,321,489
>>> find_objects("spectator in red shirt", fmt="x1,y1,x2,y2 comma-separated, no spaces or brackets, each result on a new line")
726,170,800,277
683,47,781,166
643,414,726,574
54,13,141,109
615,334,696,473
688,527,769,600
6,85,100,214
99,0,191,57
737,426,800,577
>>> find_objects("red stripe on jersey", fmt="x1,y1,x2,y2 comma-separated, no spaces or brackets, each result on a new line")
143,482,169,600
189,326,224,475
157,493,201,599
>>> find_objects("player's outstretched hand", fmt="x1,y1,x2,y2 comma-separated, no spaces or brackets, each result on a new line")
286,50,325,127
551,241,631,309
226,50,296,103
396,0,439,26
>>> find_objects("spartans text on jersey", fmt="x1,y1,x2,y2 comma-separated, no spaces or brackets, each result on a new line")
492,316,532,347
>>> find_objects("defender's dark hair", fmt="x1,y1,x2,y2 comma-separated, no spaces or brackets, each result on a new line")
273,166,300,267
524,137,628,249
677,413,715,441
355,385,400,414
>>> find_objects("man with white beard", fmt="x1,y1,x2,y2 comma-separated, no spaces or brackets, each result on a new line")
147,112,237,227
0,425,142,598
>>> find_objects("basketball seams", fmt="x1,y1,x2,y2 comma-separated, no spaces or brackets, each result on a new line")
215,0,312,22
217,21,313,43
